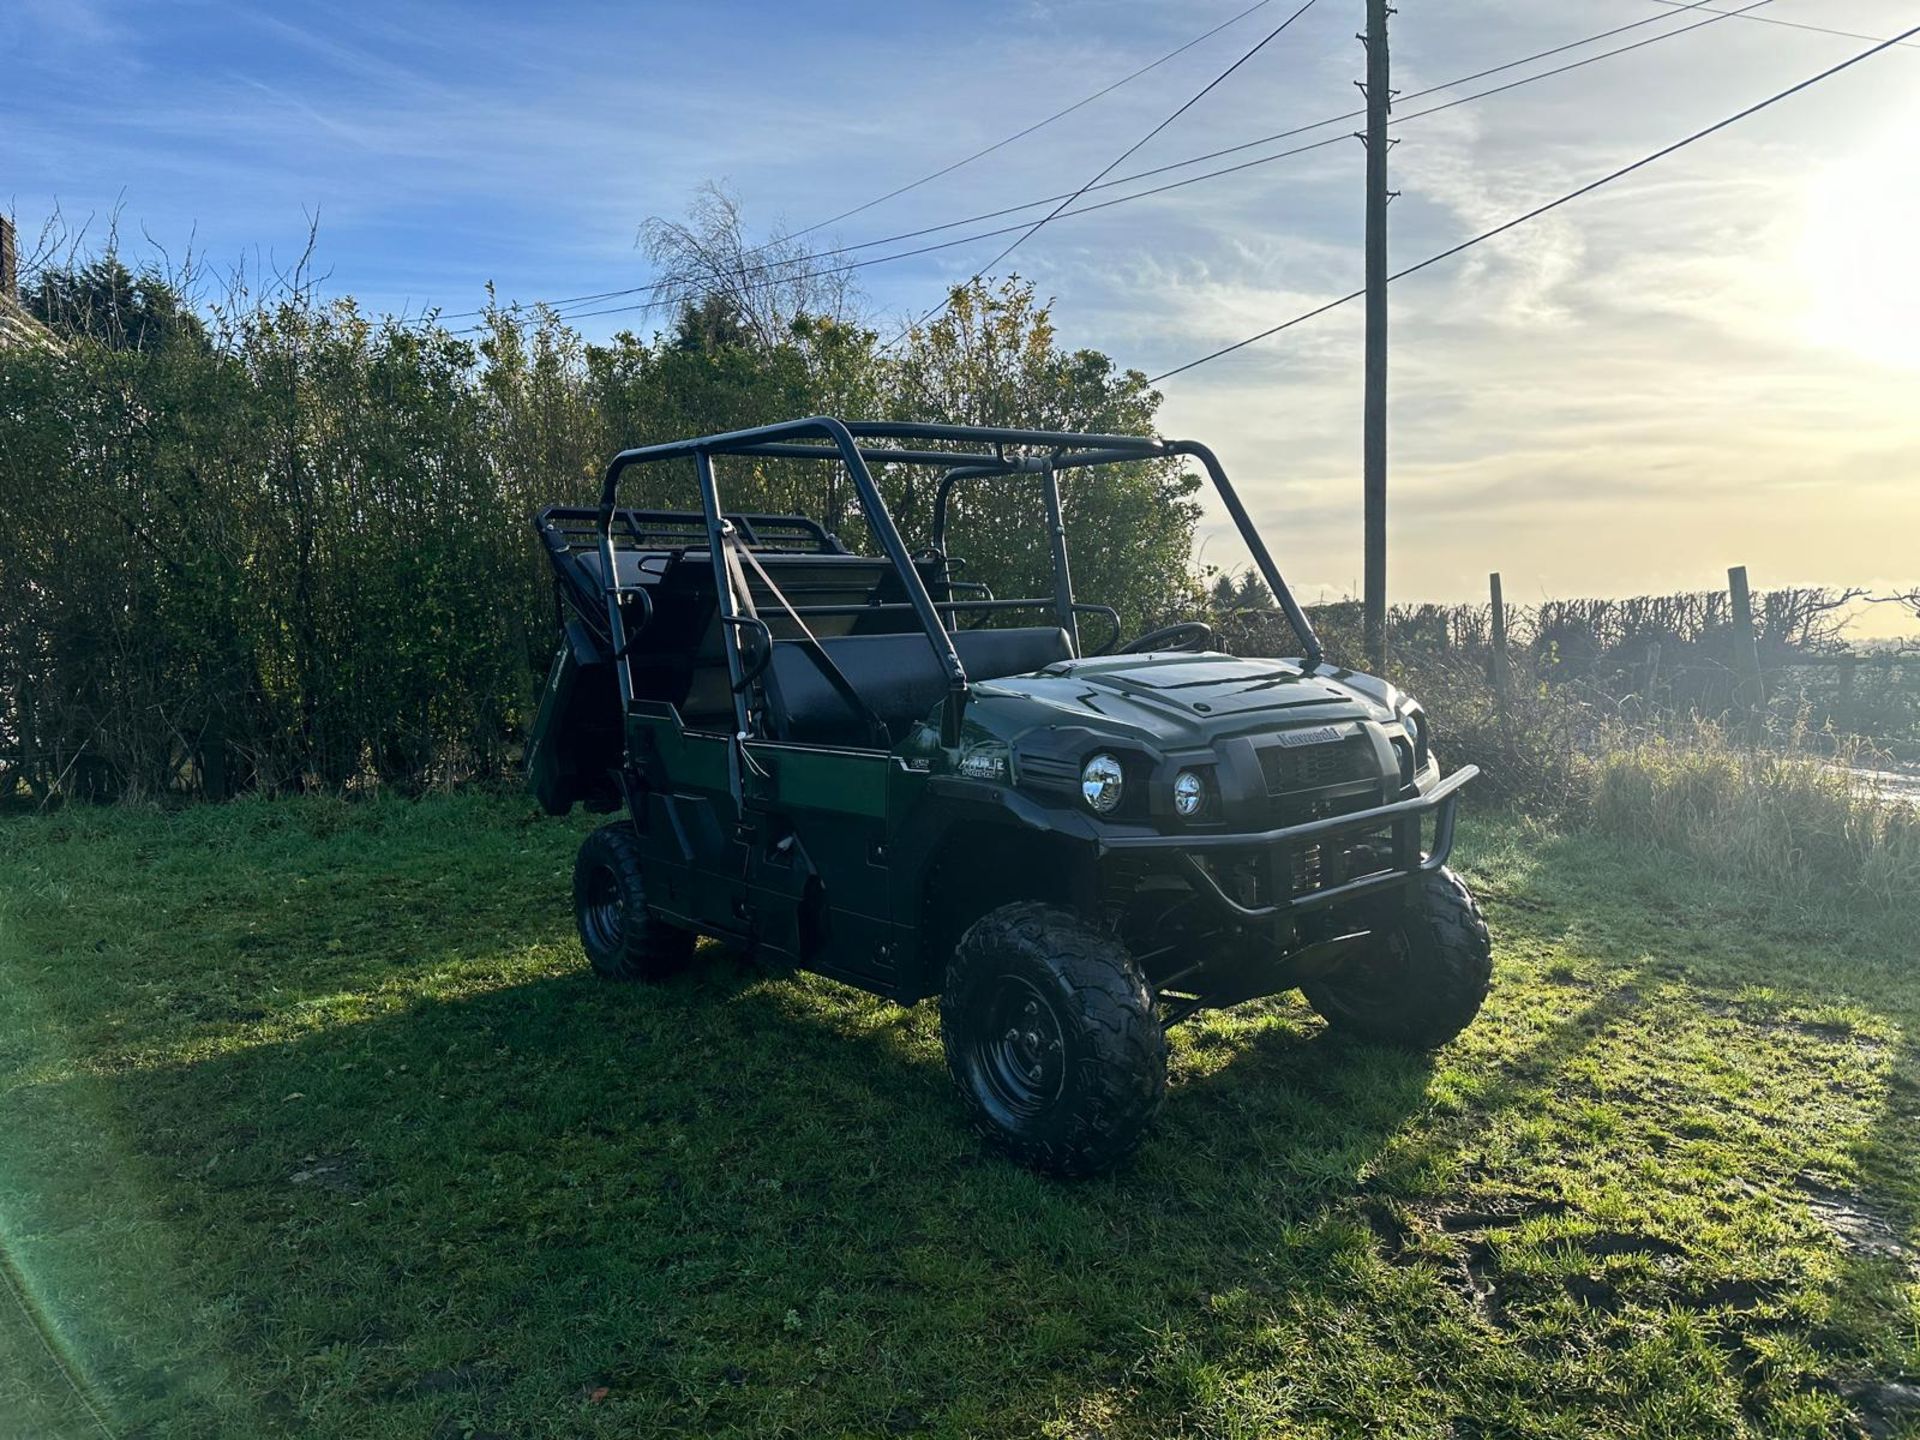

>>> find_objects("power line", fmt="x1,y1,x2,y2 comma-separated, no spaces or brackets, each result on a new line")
1072,0,1768,195
1147,19,1920,384
781,0,1284,245
429,1,1280,322
454,2,1328,339
1644,0,1920,50
768,0,1770,273
820,0,1767,259
441,0,1761,332
895,0,1325,339
437,0,1911,327
466,0,1769,336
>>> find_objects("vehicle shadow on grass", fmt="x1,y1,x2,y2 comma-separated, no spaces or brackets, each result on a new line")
20,881,1659,1440
19,812,1919,1436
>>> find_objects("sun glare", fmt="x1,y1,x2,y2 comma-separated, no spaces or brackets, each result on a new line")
1800,108,1920,371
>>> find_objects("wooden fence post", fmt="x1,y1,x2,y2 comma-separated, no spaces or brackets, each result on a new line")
1489,571,1512,719
1838,653,1858,731
1728,564,1764,739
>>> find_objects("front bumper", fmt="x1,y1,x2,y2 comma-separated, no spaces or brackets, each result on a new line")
1096,764,1478,921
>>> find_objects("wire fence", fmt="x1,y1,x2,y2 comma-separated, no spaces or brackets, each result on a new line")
1209,573,1919,814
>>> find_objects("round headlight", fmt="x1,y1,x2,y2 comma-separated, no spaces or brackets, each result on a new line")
1172,769,1208,818
1080,753,1125,814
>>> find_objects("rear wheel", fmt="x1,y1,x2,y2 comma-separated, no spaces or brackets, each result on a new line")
572,822,696,981
1302,866,1491,1048
941,903,1166,1177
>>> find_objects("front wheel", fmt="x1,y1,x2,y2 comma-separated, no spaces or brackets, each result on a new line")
1302,866,1492,1049
572,822,696,981
941,903,1167,1177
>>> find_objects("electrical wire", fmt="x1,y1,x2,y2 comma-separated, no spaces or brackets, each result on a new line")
454,0,1771,336
1643,0,1920,49
781,0,1283,244
430,0,1280,321
1146,19,1920,384
438,0,1761,331
730,0,1768,269
894,0,1324,339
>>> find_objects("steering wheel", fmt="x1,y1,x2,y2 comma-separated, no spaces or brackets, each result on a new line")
1119,621,1214,655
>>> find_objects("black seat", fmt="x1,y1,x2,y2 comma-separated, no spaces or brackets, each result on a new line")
564,550,904,727
952,625,1075,685
762,626,1073,746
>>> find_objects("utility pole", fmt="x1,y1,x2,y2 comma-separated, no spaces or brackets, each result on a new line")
1360,0,1393,672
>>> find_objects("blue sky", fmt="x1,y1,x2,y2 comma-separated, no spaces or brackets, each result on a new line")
5,0,1916,619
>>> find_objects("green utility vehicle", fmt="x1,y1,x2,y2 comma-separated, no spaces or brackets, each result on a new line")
530,420,1490,1175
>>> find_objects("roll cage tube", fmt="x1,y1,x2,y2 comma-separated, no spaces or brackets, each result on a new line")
692,453,754,740
1171,439,1322,673
923,456,1078,652
599,417,972,744
595,419,1327,728
921,438,1323,672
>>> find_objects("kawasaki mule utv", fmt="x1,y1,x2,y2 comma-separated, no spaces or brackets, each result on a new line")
529,419,1490,1176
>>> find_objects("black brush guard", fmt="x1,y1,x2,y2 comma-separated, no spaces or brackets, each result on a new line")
1099,765,1478,923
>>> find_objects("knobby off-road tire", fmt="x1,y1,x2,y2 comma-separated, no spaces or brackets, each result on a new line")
941,902,1167,1178
572,822,696,982
1302,865,1491,1049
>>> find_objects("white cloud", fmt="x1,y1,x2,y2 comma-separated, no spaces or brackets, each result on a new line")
5,0,1912,610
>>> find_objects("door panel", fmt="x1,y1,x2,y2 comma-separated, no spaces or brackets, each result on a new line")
742,742,895,985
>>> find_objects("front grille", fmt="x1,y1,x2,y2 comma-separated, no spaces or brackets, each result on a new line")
1259,735,1373,793
1290,843,1324,893
1014,751,1080,793
1277,789,1377,824
1284,798,1395,897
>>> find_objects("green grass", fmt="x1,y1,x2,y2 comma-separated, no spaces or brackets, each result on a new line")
1,795,1915,1439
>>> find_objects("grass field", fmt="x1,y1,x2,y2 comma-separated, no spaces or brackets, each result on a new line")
1,795,1915,1439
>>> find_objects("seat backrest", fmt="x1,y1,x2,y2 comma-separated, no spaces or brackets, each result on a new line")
761,626,1072,746
566,550,904,728
952,625,1075,682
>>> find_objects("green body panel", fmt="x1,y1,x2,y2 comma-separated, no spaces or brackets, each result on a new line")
526,422,1472,1023
536,640,1437,1004
945,653,1402,755
629,712,732,790
526,646,572,814
746,743,891,819
528,633,621,816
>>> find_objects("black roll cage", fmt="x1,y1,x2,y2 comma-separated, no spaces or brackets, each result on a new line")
597,418,1325,746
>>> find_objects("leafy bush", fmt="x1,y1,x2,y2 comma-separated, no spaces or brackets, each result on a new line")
0,261,1195,803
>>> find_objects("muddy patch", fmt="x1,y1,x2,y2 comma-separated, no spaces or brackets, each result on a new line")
1446,1236,1506,1320
1562,1274,1619,1311
288,1153,363,1197
1372,1196,1821,1333
1431,1197,1569,1233
1694,1000,1884,1054
1842,1378,1920,1440
1796,1175,1914,1264
1579,1229,1684,1260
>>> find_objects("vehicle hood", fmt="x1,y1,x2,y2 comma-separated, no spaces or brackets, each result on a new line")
968,651,1398,748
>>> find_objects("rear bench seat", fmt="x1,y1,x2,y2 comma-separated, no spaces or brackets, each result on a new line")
763,627,1073,746
568,549,905,721
562,544,1069,742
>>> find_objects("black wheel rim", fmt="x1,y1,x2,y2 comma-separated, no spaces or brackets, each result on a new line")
581,862,625,954
1323,928,1412,1025
964,975,1068,1124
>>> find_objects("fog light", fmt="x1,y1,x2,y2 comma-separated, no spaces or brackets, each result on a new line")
1081,753,1125,813
1173,769,1208,818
